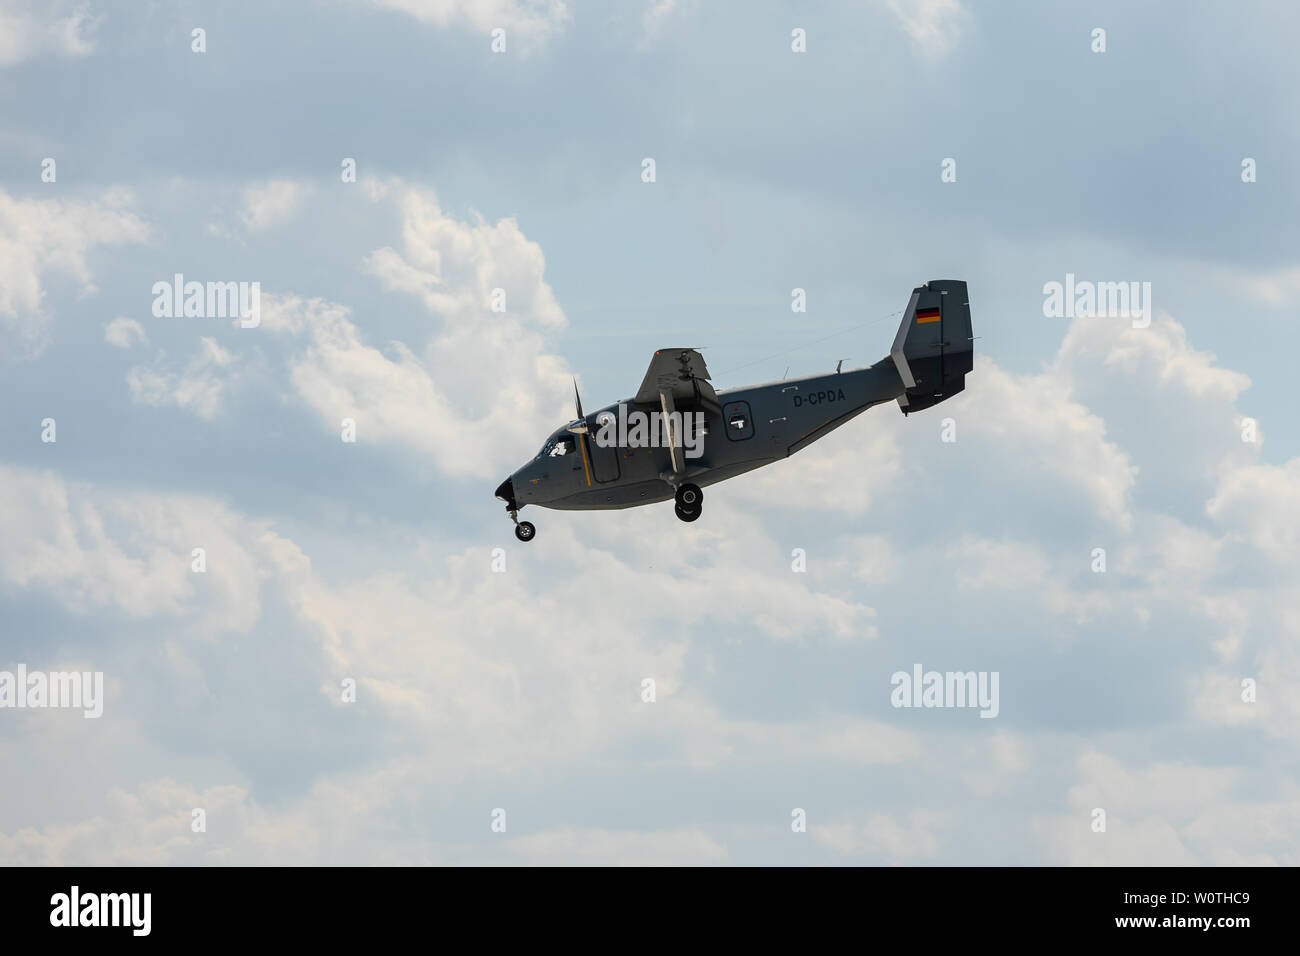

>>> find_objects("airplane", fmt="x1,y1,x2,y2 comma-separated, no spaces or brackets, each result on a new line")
495,279,973,540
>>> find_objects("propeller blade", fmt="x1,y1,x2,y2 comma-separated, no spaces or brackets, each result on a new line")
573,377,584,422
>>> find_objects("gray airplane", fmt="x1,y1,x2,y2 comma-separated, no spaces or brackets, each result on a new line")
495,279,973,540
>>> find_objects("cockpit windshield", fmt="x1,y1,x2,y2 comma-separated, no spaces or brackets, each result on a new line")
537,433,576,459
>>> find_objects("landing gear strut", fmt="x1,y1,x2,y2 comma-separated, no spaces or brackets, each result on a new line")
496,478,535,542
508,507,536,542
674,483,702,523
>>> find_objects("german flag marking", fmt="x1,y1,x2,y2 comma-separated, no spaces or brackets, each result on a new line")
916,308,941,324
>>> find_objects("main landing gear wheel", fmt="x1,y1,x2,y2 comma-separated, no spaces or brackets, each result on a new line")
514,521,536,542
673,482,702,522
674,483,702,510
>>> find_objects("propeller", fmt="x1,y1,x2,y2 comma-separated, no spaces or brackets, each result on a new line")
566,377,589,434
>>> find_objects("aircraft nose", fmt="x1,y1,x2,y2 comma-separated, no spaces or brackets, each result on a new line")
494,477,515,505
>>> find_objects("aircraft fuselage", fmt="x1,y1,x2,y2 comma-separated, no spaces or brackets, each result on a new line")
505,361,907,512
494,279,974,539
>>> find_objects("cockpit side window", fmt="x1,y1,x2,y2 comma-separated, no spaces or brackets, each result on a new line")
538,434,576,458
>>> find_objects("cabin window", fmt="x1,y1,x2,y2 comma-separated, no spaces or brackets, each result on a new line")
724,401,754,441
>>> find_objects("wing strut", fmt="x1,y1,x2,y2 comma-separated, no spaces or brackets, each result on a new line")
659,391,683,474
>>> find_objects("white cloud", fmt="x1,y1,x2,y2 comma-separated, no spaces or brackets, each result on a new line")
640,0,693,40
0,770,730,865
260,182,574,478
814,811,949,862
0,452,885,781
1206,459,1300,567
947,534,1115,628
930,354,1139,531
1034,751,1300,865
107,179,573,476
362,185,566,331
4,171,1300,865
1060,312,1251,408
371,0,571,43
1211,261,1300,307
0,1,95,67
239,180,311,231
2,0,1298,870
883,0,966,57
0,463,268,630
1053,312,1256,509
726,411,902,517
104,317,148,348
0,187,149,351
126,337,238,420
511,826,728,865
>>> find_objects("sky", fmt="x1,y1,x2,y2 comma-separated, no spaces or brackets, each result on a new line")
1,0,1298,865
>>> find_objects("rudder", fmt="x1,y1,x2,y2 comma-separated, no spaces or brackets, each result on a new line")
889,279,973,415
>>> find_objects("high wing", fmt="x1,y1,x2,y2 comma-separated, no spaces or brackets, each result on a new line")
632,348,721,475
632,348,721,415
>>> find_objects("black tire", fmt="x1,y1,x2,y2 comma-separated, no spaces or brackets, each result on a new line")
675,483,702,509
674,503,700,522
514,521,536,541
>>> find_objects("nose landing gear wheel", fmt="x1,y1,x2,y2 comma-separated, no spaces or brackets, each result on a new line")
514,520,536,541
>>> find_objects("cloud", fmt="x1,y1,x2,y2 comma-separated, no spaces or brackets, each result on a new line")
814,810,949,862
1060,312,1251,409
259,182,573,478
2,181,1297,867
0,769,729,865
69,236,1300,865
1034,751,1300,865
0,188,149,351
0,1,96,67
239,180,311,231
883,0,966,57
0,464,268,630
103,178,574,477
1206,459,1300,568
371,0,571,43
104,317,148,349
726,410,902,517
0,457,896,863
957,355,1138,531
1211,262,1300,307
126,337,239,420
3,0,1299,870
641,0,691,40
5,286,1300,861
362,185,565,331
510,825,728,865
